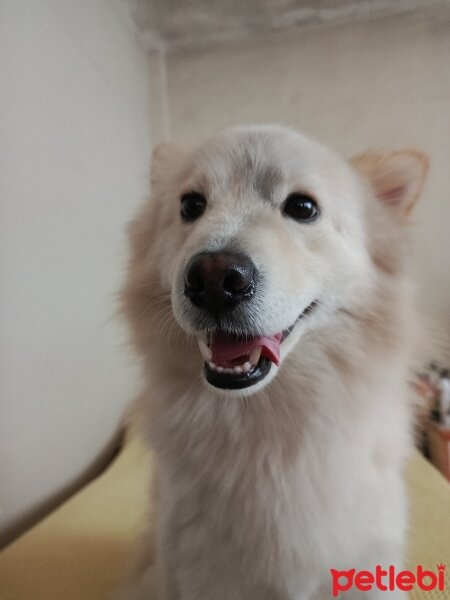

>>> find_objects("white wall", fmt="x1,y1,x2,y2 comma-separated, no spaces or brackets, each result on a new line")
164,7,450,342
2,0,449,547
0,0,152,542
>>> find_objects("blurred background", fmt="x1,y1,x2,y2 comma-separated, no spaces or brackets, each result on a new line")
1,0,450,546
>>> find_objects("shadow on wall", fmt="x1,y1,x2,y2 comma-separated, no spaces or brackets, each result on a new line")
0,432,124,550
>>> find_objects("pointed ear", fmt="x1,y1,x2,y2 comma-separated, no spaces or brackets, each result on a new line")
151,142,189,187
350,149,429,217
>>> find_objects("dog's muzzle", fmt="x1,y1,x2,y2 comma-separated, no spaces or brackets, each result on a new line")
183,250,318,391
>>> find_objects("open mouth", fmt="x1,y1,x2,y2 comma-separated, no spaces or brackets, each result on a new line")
197,301,317,390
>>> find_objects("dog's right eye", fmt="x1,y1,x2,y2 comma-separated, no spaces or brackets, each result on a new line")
180,192,207,222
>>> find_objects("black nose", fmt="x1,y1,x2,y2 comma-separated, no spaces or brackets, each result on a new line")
184,251,256,313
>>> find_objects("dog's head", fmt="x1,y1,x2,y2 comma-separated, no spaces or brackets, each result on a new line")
123,126,428,395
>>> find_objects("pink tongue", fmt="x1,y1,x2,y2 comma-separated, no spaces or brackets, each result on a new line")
211,331,282,367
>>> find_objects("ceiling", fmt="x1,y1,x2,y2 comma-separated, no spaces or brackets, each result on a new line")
131,0,447,51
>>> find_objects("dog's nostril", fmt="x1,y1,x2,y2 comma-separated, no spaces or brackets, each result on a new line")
223,270,252,295
185,269,204,293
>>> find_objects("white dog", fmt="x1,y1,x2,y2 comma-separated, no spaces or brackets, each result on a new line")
120,125,428,599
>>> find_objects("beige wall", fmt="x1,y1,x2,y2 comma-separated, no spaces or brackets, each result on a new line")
0,0,152,542
164,8,450,343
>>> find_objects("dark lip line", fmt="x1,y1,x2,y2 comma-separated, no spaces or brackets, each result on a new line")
280,300,319,343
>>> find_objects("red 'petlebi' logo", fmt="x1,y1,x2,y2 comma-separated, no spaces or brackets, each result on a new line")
330,564,446,596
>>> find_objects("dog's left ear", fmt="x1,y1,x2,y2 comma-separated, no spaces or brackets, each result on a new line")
351,149,429,218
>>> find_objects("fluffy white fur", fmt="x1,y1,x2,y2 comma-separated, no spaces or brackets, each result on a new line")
120,125,428,599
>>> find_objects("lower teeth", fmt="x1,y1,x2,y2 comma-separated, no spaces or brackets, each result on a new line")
208,361,255,374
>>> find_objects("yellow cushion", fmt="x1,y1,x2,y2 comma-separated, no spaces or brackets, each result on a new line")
0,434,449,599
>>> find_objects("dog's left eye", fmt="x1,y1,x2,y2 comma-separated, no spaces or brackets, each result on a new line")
283,193,320,223
180,192,207,222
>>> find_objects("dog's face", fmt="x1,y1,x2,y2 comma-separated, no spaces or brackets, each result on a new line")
124,126,428,396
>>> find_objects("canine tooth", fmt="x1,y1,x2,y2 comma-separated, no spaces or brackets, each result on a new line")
208,361,216,371
233,366,243,374
242,361,252,372
198,339,212,361
198,331,208,344
249,347,262,365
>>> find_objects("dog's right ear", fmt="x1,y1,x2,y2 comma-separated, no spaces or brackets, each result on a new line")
151,142,189,187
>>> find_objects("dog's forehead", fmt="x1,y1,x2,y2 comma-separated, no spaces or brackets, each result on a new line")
190,127,337,201
192,132,280,198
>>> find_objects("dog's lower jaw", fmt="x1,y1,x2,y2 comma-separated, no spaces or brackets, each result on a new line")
204,356,272,390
